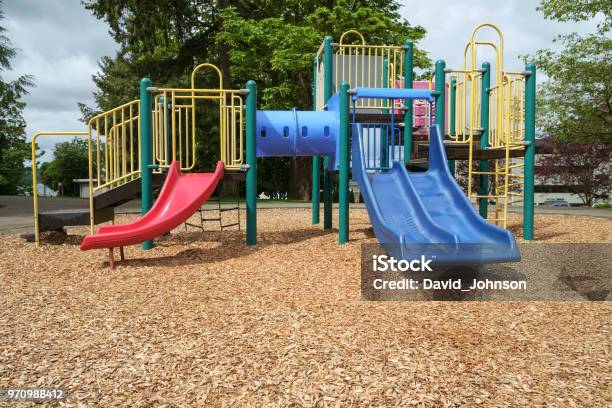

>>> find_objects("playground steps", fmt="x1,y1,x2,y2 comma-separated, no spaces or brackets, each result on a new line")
37,173,166,233
183,196,241,232
184,173,244,232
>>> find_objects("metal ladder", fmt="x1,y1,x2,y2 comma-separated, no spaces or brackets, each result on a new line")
184,195,240,232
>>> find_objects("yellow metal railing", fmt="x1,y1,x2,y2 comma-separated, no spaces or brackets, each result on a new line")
31,131,88,245
152,63,244,171
444,23,528,228
446,69,482,143
86,99,141,232
152,88,244,171
87,100,141,194
327,31,404,111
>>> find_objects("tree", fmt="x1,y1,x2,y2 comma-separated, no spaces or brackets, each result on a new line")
39,139,91,197
82,0,429,199
537,138,611,206
217,4,428,199
517,1,612,208
0,1,33,195
527,0,611,143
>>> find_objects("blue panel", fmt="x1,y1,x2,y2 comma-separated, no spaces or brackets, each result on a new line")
353,87,433,102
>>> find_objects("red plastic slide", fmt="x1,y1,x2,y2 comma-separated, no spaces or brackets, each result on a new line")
80,161,224,251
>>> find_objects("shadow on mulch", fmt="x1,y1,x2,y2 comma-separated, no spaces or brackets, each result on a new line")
507,217,570,241
96,227,335,269
352,226,375,240
39,230,84,246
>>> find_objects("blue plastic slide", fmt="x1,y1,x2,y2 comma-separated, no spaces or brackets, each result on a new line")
352,123,521,264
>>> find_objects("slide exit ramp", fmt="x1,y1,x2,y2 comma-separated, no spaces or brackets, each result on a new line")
80,161,224,251
351,88,520,264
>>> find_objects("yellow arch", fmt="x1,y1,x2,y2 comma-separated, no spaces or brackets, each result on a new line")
339,30,366,46
191,63,223,90
468,23,504,83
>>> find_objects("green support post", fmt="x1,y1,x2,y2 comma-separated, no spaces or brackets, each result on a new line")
434,60,453,175
381,58,389,168
339,82,350,244
479,62,491,218
246,80,257,245
403,40,413,164
140,78,153,250
524,64,536,240
312,56,320,224
323,36,333,230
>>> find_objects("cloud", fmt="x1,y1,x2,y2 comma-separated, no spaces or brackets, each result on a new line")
400,0,602,76
3,0,117,160
1,0,603,164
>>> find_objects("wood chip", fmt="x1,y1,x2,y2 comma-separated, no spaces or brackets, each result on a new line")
0,209,609,406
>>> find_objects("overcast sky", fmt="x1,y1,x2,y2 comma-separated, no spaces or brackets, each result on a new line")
3,0,601,160
4,0,117,159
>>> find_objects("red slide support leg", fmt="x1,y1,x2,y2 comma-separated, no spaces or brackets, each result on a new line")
109,248,115,270
108,247,125,270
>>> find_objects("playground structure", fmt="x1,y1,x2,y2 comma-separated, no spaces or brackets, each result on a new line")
30,23,535,267
311,24,535,234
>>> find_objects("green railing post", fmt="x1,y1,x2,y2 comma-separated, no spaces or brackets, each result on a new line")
479,62,491,218
403,40,413,164
524,63,536,240
381,58,389,168
246,80,257,245
339,82,350,244
312,56,320,224
323,36,333,230
140,78,154,250
434,60,453,175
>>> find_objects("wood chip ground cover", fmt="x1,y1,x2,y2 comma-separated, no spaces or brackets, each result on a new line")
0,209,610,406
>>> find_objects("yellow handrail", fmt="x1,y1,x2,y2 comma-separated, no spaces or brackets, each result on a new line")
31,131,88,246
440,23,529,228
86,99,141,232
339,30,366,45
152,87,245,171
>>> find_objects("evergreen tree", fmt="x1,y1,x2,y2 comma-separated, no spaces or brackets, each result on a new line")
81,0,429,198
0,1,33,195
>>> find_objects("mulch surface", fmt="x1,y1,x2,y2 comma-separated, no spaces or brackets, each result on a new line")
1,209,610,406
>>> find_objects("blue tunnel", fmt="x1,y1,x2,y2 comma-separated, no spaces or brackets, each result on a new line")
255,95,341,170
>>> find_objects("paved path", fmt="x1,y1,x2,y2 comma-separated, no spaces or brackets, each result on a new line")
1,195,610,234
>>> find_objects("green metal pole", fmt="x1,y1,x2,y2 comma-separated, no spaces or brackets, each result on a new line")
434,60,453,175
381,58,389,168
323,36,333,230
140,78,153,250
524,63,536,240
403,40,413,164
339,82,350,244
479,62,491,218
246,80,257,245
312,56,320,224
